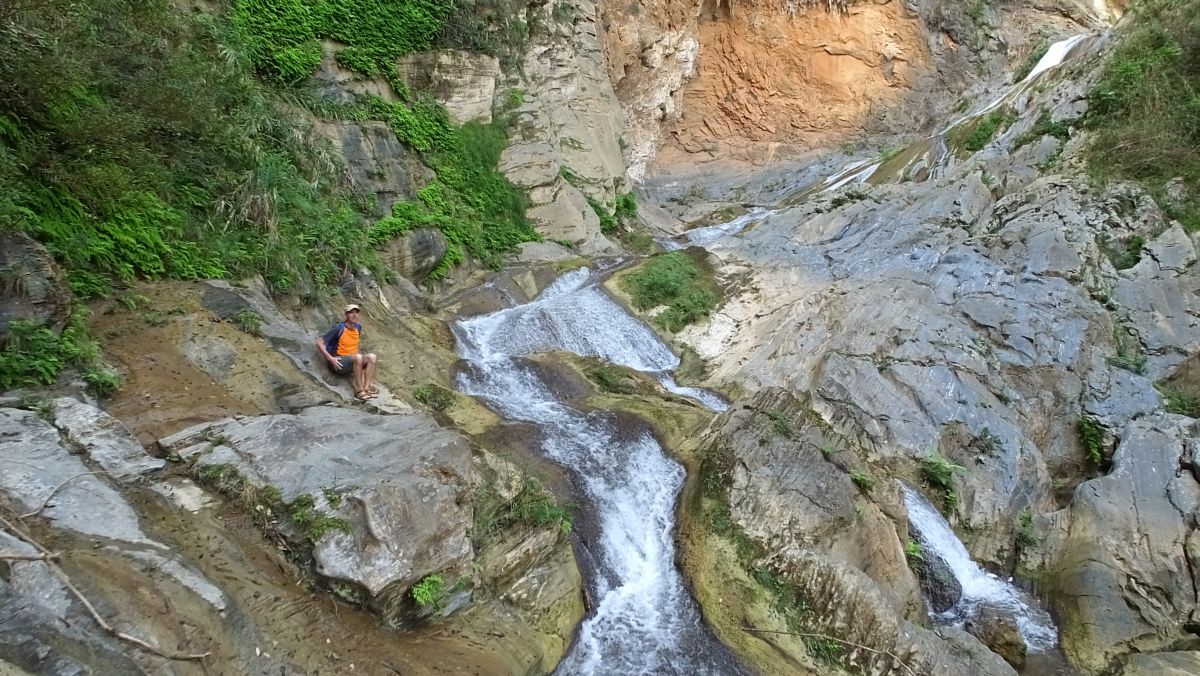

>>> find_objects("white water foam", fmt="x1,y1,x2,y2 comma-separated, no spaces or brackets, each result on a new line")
662,208,775,251
902,485,1059,652
453,268,736,674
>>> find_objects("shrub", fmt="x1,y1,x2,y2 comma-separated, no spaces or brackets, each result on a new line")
1015,508,1039,549
232,308,263,336
956,109,1016,152
473,476,571,544
764,409,795,439
1160,386,1200,417
0,310,120,396
904,538,925,562
1013,110,1072,149
1086,0,1200,231
620,251,719,332
585,363,637,395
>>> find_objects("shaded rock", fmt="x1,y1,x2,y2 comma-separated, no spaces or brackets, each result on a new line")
309,119,433,215
159,406,475,626
0,232,70,337
1120,651,1200,676
379,228,448,281
1042,414,1200,672
910,547,963,614
50,397,164,481
707,388,923,617
395,50,500,125
965,606,1027,670
312,40,399,104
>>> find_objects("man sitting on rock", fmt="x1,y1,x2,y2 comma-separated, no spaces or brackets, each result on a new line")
317,304,379,401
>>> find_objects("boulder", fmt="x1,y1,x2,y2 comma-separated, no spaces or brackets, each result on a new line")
965,606,1027,670
910,548,963,614
0,232,70,337
50,397,164,482
1043,414,1200,672
1120,651,1200,676
158,406,475,625
379,228,449,281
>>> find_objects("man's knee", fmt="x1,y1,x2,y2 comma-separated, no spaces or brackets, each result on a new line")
366,353,377,364
351,353,364,363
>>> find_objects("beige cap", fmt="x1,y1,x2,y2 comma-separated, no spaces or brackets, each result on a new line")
344,304,361,313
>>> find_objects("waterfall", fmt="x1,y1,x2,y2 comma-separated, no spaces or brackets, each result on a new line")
452,266,740,675
902,485,1059,652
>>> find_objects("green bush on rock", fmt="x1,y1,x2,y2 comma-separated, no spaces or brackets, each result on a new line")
621,251,720,333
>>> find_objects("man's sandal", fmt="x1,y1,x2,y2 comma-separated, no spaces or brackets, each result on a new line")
355,390,372,401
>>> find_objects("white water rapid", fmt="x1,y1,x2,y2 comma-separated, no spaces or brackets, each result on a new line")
902,485,1059,652
452,266,738,674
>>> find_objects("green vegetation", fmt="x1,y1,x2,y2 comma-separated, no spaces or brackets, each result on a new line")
1014,37,1052,82
1078,415,1105,465
850,471,876,493
1160,385,1200,416
289,493,353,541
621,251,719,333
1099,234,1146,270
0,311,120,396
583,191,637,235
764,409,796,439
1086,0,1200,232
411,574,448,611
954,108,1017,153
904,538,925,562
473,475,571,544
921,451,965,514
413,383,457,411
232,308,263,336
585,363,638,395
1108,326,1148,374
1015,508,1039,549
1013,110,1072,149
974,428,1003,455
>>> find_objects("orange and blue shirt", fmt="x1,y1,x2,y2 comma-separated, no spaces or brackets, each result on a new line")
322,322,362,356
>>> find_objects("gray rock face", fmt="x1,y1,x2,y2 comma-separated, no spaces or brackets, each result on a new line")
965,606,1027,670
498,0,624,255
310,119,433,215
50,397,164,481
0,406,226,609
0,232,70,337
1120,651,1200,676
1041,414,1200,672
395,50,500,125
159,406,474,621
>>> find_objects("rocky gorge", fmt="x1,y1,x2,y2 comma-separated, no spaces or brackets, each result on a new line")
2,0,1199,675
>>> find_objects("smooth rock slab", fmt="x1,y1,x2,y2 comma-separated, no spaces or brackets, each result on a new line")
51,397,164,481
159,406,475,608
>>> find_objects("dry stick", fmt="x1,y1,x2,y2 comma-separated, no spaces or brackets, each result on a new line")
0,551,59,561
741,626,919,676
20,470,111,518
0,513,209,661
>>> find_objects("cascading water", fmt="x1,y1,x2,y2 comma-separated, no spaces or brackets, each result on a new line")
902,485,1059,652
452,266,739,674
661,208,775,252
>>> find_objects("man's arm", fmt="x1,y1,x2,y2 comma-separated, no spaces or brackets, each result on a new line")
316,327,341,367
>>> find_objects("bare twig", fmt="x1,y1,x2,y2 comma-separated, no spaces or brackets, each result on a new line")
20,471,110,518
741,625,919,676
0,513,209,661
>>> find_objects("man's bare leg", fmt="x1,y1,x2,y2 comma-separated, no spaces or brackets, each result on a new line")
352,354,366,396
364,353,378,393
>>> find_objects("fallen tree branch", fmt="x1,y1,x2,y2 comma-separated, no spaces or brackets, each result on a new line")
741,625,918,676
20,471,111,518
0,513,209,661
0,551,59,561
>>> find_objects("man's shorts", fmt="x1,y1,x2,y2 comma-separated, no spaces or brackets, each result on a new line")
329,355,354,375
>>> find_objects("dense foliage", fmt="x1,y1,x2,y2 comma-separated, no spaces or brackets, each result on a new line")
621,251,719,333
1087,0,1200,231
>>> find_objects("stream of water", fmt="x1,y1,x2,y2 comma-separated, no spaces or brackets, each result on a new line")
903,485,1059,652
452,267,739,675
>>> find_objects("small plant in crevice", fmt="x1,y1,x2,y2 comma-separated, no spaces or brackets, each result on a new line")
921,451,965,515
289,494,353,542
1107,325,1147,375
231,307,263,335
472,475,571,545
1099,234,1146,271
850,470,875,493
1013,110,1072,150
974,427,1003,455
411,574,448,611
1015,508,1040,549
1078,415,1105,465
904,538,925,563
764,409,795,439
413,383,456,411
